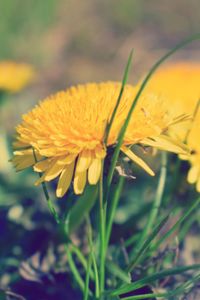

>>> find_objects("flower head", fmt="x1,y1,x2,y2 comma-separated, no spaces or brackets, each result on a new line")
145,62,200,191
12,82,188,197
0,61,34,93
146,62,200,140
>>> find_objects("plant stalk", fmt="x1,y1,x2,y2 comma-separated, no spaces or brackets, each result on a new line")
99,161,106,296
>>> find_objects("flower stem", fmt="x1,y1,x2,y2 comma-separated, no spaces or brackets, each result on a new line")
105,175,125,249
86,216,100,298
70,243,95,280
64,244,85,293
99,161,106,296
83,252,92,300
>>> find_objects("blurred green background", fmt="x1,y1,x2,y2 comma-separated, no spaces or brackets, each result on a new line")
1,0,200,130
0,1,200,299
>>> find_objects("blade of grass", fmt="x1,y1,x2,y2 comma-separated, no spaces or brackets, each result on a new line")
106,260,131,284
104,50,133,206
106,34,200,196
99,161,106,295
107,264,200,296
151,196,200,252
178,212,197,242
64,244,87,294
121,272,200,299
127,213,170,272
124,232,140,248
104,49,133,146
106,176,125,248
130,152,167,259
87,216,100,298
70,244,94,280
84,252,93,300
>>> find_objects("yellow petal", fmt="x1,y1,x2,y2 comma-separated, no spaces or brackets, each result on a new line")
13,140,30,149
179,154,189,161
95,147,106,159
12,148,39,171
15,156,35,171
13,148,42,160
44,160,64,181
76,150,92,173
35,160,64,185
187,165,199,184
74,169,87,194
121,146,155,176
142,135,189,155
57,154,77,165
88,158,102,185
45,161,63,181
56,161,75,197
33,159,50,172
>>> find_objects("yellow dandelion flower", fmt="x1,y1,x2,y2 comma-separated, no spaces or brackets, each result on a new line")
0,61,34,93
145,62,200,191
12,82,188,197
145,62,200,140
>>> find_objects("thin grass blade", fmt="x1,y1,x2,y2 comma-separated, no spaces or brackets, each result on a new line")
108,264,200,296
151,196,200,252
104,49,133,146
106,260,131,284
127,213,170,272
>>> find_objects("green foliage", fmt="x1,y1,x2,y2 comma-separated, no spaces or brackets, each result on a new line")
0,0,57,59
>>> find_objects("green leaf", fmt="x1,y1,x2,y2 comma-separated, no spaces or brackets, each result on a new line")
68,185,98,234
106,260,131,284
104,49,133,146
127,213,170,272
83,252,93,300
151,196,200,252
107,264,200,297
120,272,200,299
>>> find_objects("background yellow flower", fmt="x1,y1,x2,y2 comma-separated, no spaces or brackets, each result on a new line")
145,62,200,192
0,61,35,93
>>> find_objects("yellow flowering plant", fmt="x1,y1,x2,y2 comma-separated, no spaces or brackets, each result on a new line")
12,82,188,197
146,62,200,193
11,36,200,299
0,61,35,173
0,61,34,94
